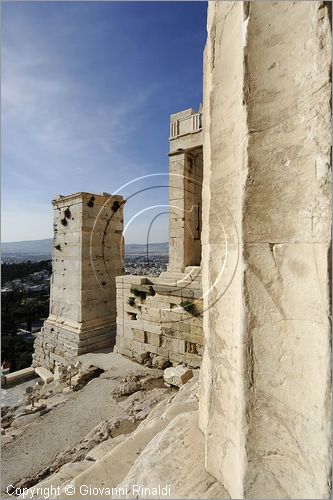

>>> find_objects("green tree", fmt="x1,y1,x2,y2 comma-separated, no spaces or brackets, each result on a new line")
1,336,34,371
21,297,48,332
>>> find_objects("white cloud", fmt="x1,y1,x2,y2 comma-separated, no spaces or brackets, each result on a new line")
2,12,161,241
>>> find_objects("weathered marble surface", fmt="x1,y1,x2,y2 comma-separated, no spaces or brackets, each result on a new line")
33,192,125,369
115,271,203,368
200,2,331,498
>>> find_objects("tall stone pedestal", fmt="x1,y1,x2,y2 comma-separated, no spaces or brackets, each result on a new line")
33,192,125,370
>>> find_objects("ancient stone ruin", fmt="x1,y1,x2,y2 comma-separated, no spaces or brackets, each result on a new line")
31,2,332,498
34,109,204,371
115,107,204,367
33,192,125,369
199,2,332,498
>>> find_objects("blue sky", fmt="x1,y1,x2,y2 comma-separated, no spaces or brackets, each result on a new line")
2,1,206,243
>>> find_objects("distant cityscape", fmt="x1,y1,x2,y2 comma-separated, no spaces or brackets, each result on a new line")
2,255,168,295
1,268,51,295
125,254,168,276
1,239,169,295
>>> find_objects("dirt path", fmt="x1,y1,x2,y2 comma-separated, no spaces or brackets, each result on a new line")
1,377,126,493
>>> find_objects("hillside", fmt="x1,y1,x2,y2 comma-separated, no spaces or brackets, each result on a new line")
1,239,168,260
2,239,53,256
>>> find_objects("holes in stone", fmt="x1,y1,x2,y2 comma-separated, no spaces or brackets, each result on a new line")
127,312,137,321
131,288,146,301
185,341,198,354
64,207,71,219
128,296,136,306
87,196,95,208
111,200,121,213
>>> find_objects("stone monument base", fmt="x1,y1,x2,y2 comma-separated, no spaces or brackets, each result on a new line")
32,316,116,370
115,267,203,368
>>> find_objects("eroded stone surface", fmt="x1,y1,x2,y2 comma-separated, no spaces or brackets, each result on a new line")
13,4,332,499
115,272,203,368
164,365,193,387
115,411,229,499
115,109,204,368
33,192,125,369
35,376,227,500
200,1,332,498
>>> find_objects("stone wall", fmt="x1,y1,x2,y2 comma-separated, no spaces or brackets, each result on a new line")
199,2,332,498
168,109,203,273
184,148,203,267
115,269,203,368
168,150,203,272
33,192,125,369
115,107,204,367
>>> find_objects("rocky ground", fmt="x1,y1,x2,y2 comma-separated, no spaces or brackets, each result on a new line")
1,354,229,499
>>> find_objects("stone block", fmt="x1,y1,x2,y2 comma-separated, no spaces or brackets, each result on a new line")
135,351,150,364
152,356,171,369
163,366,193,387
4,367,36,385
35,366,54,384
143,343,159,355
183,353,201,368
168,352,184,365
178,340,186,355
157,346,169,358
146,331,161,347
123,326,134,340
132,329,145,343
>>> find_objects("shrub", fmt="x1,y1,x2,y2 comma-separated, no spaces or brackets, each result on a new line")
128,296,136,307
181,300,197,316
131,288,146,301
